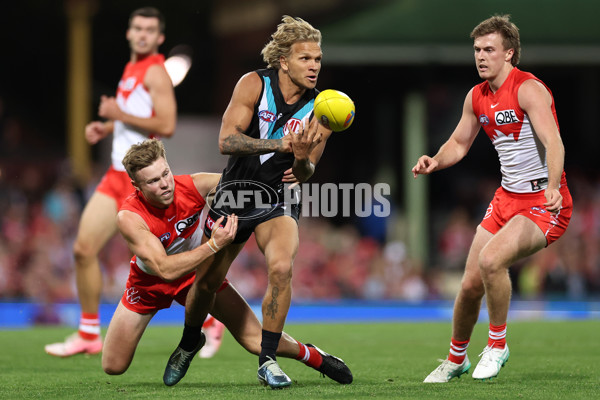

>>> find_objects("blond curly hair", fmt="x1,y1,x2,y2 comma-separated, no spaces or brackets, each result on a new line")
261,15,321,69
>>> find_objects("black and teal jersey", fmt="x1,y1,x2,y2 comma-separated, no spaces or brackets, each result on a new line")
217,68,317,208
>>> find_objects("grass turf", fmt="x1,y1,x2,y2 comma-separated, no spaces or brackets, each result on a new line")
0,321,598,399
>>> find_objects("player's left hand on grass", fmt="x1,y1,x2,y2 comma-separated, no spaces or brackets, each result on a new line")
544,188,562,214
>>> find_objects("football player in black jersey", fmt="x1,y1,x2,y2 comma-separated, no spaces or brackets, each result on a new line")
163,16,352,389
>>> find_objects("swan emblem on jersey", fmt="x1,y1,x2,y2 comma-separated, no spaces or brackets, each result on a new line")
120,77,137,91
126,287,140,304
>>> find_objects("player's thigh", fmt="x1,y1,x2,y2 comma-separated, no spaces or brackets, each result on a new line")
481,215,547,268
254,216,299,266
211,284,261,353
103,301,154,368
76,191,119,251
199,240,246,289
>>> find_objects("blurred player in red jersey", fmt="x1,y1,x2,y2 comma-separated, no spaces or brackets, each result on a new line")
413,15,572,382
101,139,352,387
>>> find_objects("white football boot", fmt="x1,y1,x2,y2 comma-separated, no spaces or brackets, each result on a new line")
423,356,471,383
472,345,509,380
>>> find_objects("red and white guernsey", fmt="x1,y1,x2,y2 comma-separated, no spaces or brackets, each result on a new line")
112,53,166,171
120,175,206,276
472,67,566,193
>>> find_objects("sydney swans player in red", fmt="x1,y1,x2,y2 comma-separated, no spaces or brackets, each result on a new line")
45,7,179,358
102,139,352,387
413,15,572,382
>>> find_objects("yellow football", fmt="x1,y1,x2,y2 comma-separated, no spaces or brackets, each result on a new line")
313,89,355,132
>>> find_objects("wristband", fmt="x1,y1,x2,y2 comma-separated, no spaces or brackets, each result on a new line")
207,239,218,254
210,236,221,250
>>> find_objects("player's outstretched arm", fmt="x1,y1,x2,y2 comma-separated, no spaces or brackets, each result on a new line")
85,120,114,145
218,73,291,156
117,211,236,281
412,89,480,178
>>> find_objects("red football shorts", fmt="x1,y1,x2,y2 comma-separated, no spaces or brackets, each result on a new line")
95,166,135,209
121,260,230,314
480,185,572,246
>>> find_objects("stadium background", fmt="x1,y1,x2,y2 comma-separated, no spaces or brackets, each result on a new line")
1,0,599,327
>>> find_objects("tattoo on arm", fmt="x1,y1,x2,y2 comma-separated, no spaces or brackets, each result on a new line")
220,125,283,155
266,286,279,320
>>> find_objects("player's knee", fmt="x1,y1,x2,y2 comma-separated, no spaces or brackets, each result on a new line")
478,250,502,277
102,357,128,375
197,276,225,293
73,238,97,264
460,278,485,300
268,261,293,285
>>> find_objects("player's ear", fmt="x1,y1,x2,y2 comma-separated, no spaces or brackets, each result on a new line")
131,180,140,191
505,48,514,63
280,55,288,72
157,33,165,46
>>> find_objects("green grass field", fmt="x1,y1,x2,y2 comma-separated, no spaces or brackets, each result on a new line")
1,321,598,399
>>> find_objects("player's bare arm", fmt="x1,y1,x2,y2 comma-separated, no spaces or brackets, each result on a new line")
191,172,222,199
291,117,331,182
412,89,480,177
518,79,565,213
117,210,236,282
98,64,176,137
85,120,114,145
219,72,291,156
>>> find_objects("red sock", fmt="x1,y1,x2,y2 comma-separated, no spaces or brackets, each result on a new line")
79,312,100,341
447,338,469,364
202,315,215,328
295,341,323,369
488,323,507,349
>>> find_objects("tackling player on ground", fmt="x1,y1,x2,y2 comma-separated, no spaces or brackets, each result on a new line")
45,6,225,359
101,139,352,387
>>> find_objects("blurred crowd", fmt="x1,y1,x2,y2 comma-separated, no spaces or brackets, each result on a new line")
1,155,599,308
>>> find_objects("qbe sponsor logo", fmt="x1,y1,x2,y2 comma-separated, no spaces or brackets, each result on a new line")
494,109,519,125
175,212,201,235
